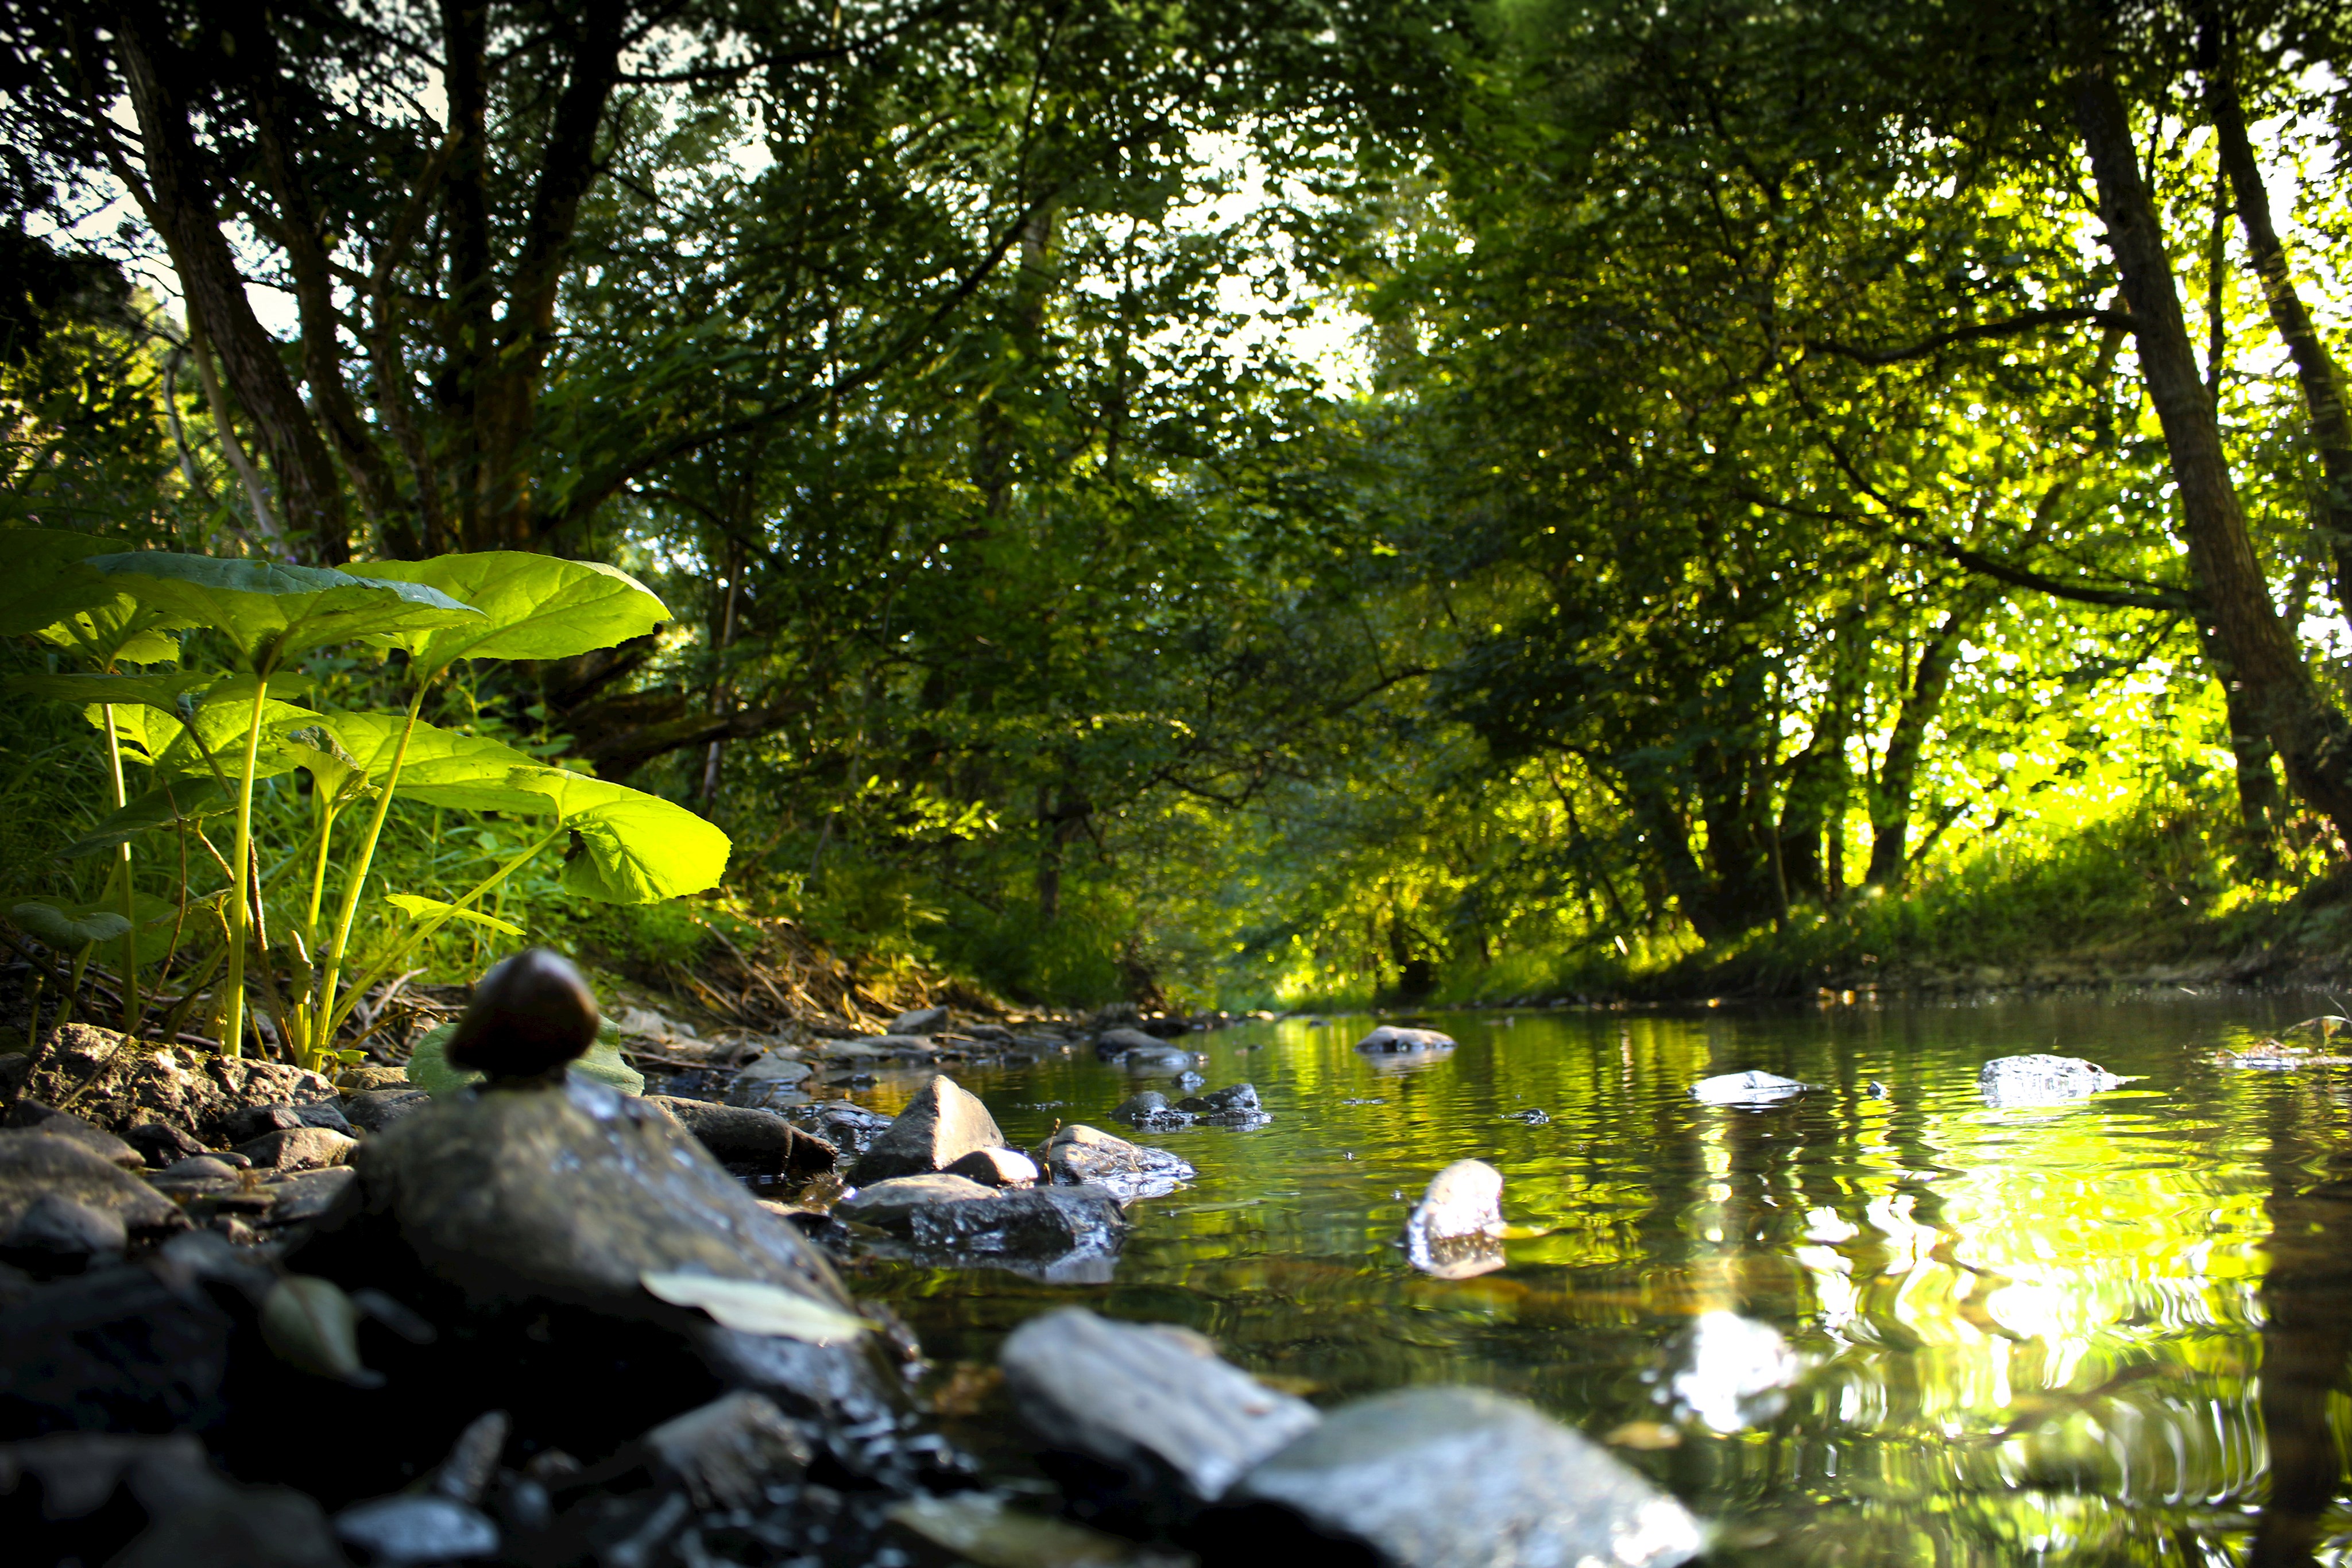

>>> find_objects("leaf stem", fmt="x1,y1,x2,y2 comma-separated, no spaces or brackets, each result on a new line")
100,704,140,1038
220,679,270,1058
313,683,427,1050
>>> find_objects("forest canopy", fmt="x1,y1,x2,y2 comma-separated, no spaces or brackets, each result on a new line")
7,0,2352,1010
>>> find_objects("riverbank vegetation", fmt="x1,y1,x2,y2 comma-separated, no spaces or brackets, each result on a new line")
7,0,2352,1028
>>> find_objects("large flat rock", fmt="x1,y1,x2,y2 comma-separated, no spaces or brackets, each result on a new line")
1205,1385,1703,1567
1,1028,334,1143
1002,1307,1319,1516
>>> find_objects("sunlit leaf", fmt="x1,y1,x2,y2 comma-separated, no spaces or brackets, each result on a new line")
348,553,670,678
508,769,732,903
33,596,189,665
277,726,371,808
84,553,483,671
14,671,216,710
638,1271,872,1344
100,694,323,779
309,711,542,805
385,892,525,938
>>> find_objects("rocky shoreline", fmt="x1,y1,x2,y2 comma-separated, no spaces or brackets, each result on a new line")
0,962,1701,1568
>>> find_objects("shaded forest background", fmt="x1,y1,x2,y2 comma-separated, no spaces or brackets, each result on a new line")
9,0,2352,1011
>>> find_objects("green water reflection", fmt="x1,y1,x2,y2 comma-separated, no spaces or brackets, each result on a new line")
839,994,2352,1565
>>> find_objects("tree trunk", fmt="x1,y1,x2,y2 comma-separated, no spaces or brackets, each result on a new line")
2200,9,2352,618
113,2,349,561
1867,609,1968,887
2069,63,2352,839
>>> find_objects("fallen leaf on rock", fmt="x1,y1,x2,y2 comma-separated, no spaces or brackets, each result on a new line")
263,1275,381,1387
639,1271,872,1344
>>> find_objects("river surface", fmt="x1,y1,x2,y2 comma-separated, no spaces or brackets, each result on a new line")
833,993,2352,1565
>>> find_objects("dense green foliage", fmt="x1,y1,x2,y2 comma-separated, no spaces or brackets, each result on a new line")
7,0,2352,1024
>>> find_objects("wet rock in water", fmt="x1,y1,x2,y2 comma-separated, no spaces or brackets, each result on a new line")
257,1167,359,1228
724,1050,815,1109
1174,1082,1271,1129
234,1125,357,1172
443,948,602,1080
1001,1307,1319,1522
889,1005,952,1036
335,1492,501,1564
839,1176,1128,1268
943,1147,1040,1187
641,1389,813,1509
0,1132,185,1238
1199,1385,1704,1568
346,1073,852,1310
1403,1160,1507,1280
1355,1024,1456,1054
1032,1125,1195,1202
845,1075,1005,1184
1120,1043,1197,1074
1978,1053,2128,1107
3,1101,144,1168
123,1121,210,1168
1171,1070,1206,1091
1661,1311,1806,1433
343,1088,431,1134
1094,1026,1166,1060
1110,1091,1194,1132
780,1101,895,1159
823,1035,938,1064
0,1025,334,1143
645,1095,835,1177
1504,1107,1551,1125
835,1171,998,1225
1690,1070,1811,1105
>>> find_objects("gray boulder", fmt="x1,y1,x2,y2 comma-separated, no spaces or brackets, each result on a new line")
888,1005,952,1035
1121,1044,1197,1074
780,1101,895,1159
257,1167,359,1228
221,1101,353,1143
0,1026,333,1143
1174,1082,1270,1128
838,1174,1127,1264
0,1132,184,1237
123,1121,210,1168
346,1074,860,1326
1355,1025,1456,1054
1033,1125,1194,1202
3,1191,129,1259
645,1095,835,1176
1094,1026,1166,1060
1001,1308,1318,1516
233,1126,357,1171
845,1075,1005,1184
724,1050,815,1110
1978,1054,2129,1107
1690,1070,1811,1105
1204,1385,1704,1567
1403,1160,1506,1280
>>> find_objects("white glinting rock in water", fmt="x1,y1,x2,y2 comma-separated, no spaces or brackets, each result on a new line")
1663,1312,1807,1433
845,1075,1005,1184
1355,1024,1457,1054
1977,1054,2129,1108
1202,1385,1704,1568
1689,1070,1811,1105
1403,1159,1507,1280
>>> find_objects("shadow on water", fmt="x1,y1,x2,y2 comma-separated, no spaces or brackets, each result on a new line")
838,994,2352,1563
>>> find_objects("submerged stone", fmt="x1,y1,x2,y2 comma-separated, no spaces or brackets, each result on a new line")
1662,1311,1806,1433
1201,1385,1703,1568
846,1075,1006,1184
1111,1091,1194,1131
1355,1025,1457,1054
1977,1054,2128,1107
1689,1070,1811,1105
1403,1160,1506,1280
1001,1307,1320,1517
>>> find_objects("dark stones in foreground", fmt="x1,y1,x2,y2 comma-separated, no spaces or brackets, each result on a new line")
1200,1385,1703,1568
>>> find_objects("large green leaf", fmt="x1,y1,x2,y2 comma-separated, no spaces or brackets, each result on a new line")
9,898,131,948
509,770,732,903
104,694,323,779
405,1018,645,1095
386,892,524,938
309,712,541,802
34,597,188,665
347,553,670,678
14,671,217,710
63,777,235,858
0,529,122,637
277,726,372,809
84,554,483,671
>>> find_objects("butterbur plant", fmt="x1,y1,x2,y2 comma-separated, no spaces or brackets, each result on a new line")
5,533,729,1069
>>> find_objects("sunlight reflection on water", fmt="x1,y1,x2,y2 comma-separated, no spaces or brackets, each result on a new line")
840,991,2352,1564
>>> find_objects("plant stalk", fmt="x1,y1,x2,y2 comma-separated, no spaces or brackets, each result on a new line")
313,684,427,1050
100,705,140,1037
220,679,270,1058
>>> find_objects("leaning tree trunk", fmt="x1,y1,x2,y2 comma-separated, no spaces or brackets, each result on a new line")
2069,63,2352,841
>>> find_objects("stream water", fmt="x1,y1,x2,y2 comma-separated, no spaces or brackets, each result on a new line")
835,993,2352,1565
